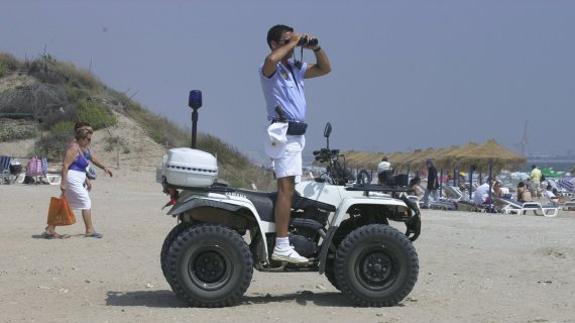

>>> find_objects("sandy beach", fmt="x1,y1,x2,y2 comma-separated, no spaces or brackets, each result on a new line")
1,168,574,323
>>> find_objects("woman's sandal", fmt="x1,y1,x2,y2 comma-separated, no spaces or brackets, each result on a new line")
41,231,70,239
84,232,103,239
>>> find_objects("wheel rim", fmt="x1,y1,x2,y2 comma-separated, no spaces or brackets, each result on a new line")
187,246,232,291
355,245,399,291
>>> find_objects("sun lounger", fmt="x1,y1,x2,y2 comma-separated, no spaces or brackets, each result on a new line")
0,156,12,184
494,197,559,217
545,194,575,211
443,185,474,202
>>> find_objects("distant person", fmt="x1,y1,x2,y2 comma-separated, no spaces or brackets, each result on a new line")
530,165,542,197
422,159,439,207
493,181,505,198
473,182,490,205
545,184,560,204
408,177,425,199
260,24,331,263
517,181,533,203
377,157,392,185
473,178,495,205
43,128,108,239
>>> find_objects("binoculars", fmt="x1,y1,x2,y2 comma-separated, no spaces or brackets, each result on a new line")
297,36,319,47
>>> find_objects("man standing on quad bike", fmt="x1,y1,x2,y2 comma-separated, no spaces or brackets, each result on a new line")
259,24,331,263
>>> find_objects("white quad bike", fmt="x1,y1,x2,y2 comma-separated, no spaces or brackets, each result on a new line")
157,122,421,308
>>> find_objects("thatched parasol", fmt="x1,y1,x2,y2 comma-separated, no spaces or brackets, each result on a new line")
342,140,525,173
399,148,435,170
455,139,525,172
343,151,385,170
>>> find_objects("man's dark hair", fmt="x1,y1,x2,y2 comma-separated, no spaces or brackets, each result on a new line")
532,165,536,169
267,24,293,49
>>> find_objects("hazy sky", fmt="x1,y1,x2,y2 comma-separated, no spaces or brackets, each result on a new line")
2,0,574,160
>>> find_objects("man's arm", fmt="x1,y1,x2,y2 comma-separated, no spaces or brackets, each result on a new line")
262,34,302,78
304,47,332,79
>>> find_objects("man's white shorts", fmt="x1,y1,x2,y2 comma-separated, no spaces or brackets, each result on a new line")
265,134,305,181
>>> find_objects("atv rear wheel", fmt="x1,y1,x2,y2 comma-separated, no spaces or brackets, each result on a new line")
335,224,419,306
164,224,253,307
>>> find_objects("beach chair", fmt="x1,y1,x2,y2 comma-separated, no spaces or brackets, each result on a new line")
494,197,559,217
545,194,575,211
0,156,12,184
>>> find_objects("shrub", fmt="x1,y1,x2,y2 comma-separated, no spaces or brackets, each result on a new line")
0,53,21,77
35,121,74,159
75,99,117,130
123,102,188,148
27,55,101,92
104,136,129,154
0,119,38,142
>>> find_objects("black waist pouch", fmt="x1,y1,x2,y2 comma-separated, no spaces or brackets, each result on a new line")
287,122,307,135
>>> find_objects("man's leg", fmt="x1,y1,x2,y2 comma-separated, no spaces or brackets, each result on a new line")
275,176,294,237
271,176,308,263
432,189,439,202
422,189,430,206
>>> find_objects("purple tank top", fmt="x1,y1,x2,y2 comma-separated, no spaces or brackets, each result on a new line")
69,151,89,172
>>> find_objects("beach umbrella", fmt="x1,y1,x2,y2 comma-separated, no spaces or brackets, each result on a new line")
401,148,433,170
343,150,384,170
439,143,480,170
456,139,525,172
541,167,560,178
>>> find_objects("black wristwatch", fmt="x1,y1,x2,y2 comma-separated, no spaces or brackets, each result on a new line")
313,46,322,53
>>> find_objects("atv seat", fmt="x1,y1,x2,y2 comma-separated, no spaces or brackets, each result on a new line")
237,190,336,223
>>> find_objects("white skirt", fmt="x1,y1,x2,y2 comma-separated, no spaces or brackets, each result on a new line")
65,169,91,210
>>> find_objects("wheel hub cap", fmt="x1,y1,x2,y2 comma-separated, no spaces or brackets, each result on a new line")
362,252,392,283
193,251,226,283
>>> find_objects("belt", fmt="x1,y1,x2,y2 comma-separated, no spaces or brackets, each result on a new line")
271,120,307,135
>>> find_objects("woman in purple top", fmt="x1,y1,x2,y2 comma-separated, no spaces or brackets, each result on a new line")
70,122,113,178
43,128,103,239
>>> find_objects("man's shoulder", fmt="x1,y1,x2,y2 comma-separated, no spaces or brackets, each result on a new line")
259,62,280,80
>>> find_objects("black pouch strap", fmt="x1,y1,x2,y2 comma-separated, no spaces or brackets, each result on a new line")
287,122,307,135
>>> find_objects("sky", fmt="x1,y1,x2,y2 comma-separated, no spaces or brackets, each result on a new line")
1,0,574,162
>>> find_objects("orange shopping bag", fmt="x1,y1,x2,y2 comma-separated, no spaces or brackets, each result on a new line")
47,196,76,226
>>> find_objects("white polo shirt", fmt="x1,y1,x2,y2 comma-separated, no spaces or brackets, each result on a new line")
260,61,308,122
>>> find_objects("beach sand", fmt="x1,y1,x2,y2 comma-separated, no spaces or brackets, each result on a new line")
1,169,574,323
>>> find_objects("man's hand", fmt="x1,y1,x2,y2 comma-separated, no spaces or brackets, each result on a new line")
60,183,66,194
299,33,319,50
104,167,113,177
86,180,92,191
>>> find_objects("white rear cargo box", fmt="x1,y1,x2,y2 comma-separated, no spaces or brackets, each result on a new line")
162,148,218,188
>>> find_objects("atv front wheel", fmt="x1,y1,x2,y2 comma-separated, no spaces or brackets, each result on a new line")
324,258,340,291
161,221,193,281
164,224,253,307
335,224,419,306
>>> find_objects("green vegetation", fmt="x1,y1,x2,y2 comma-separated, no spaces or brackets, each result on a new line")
1,52,274,189
76,100,117,130
0,53,22,78
197,134,274,190
34,121,74,159
0,119,38,142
